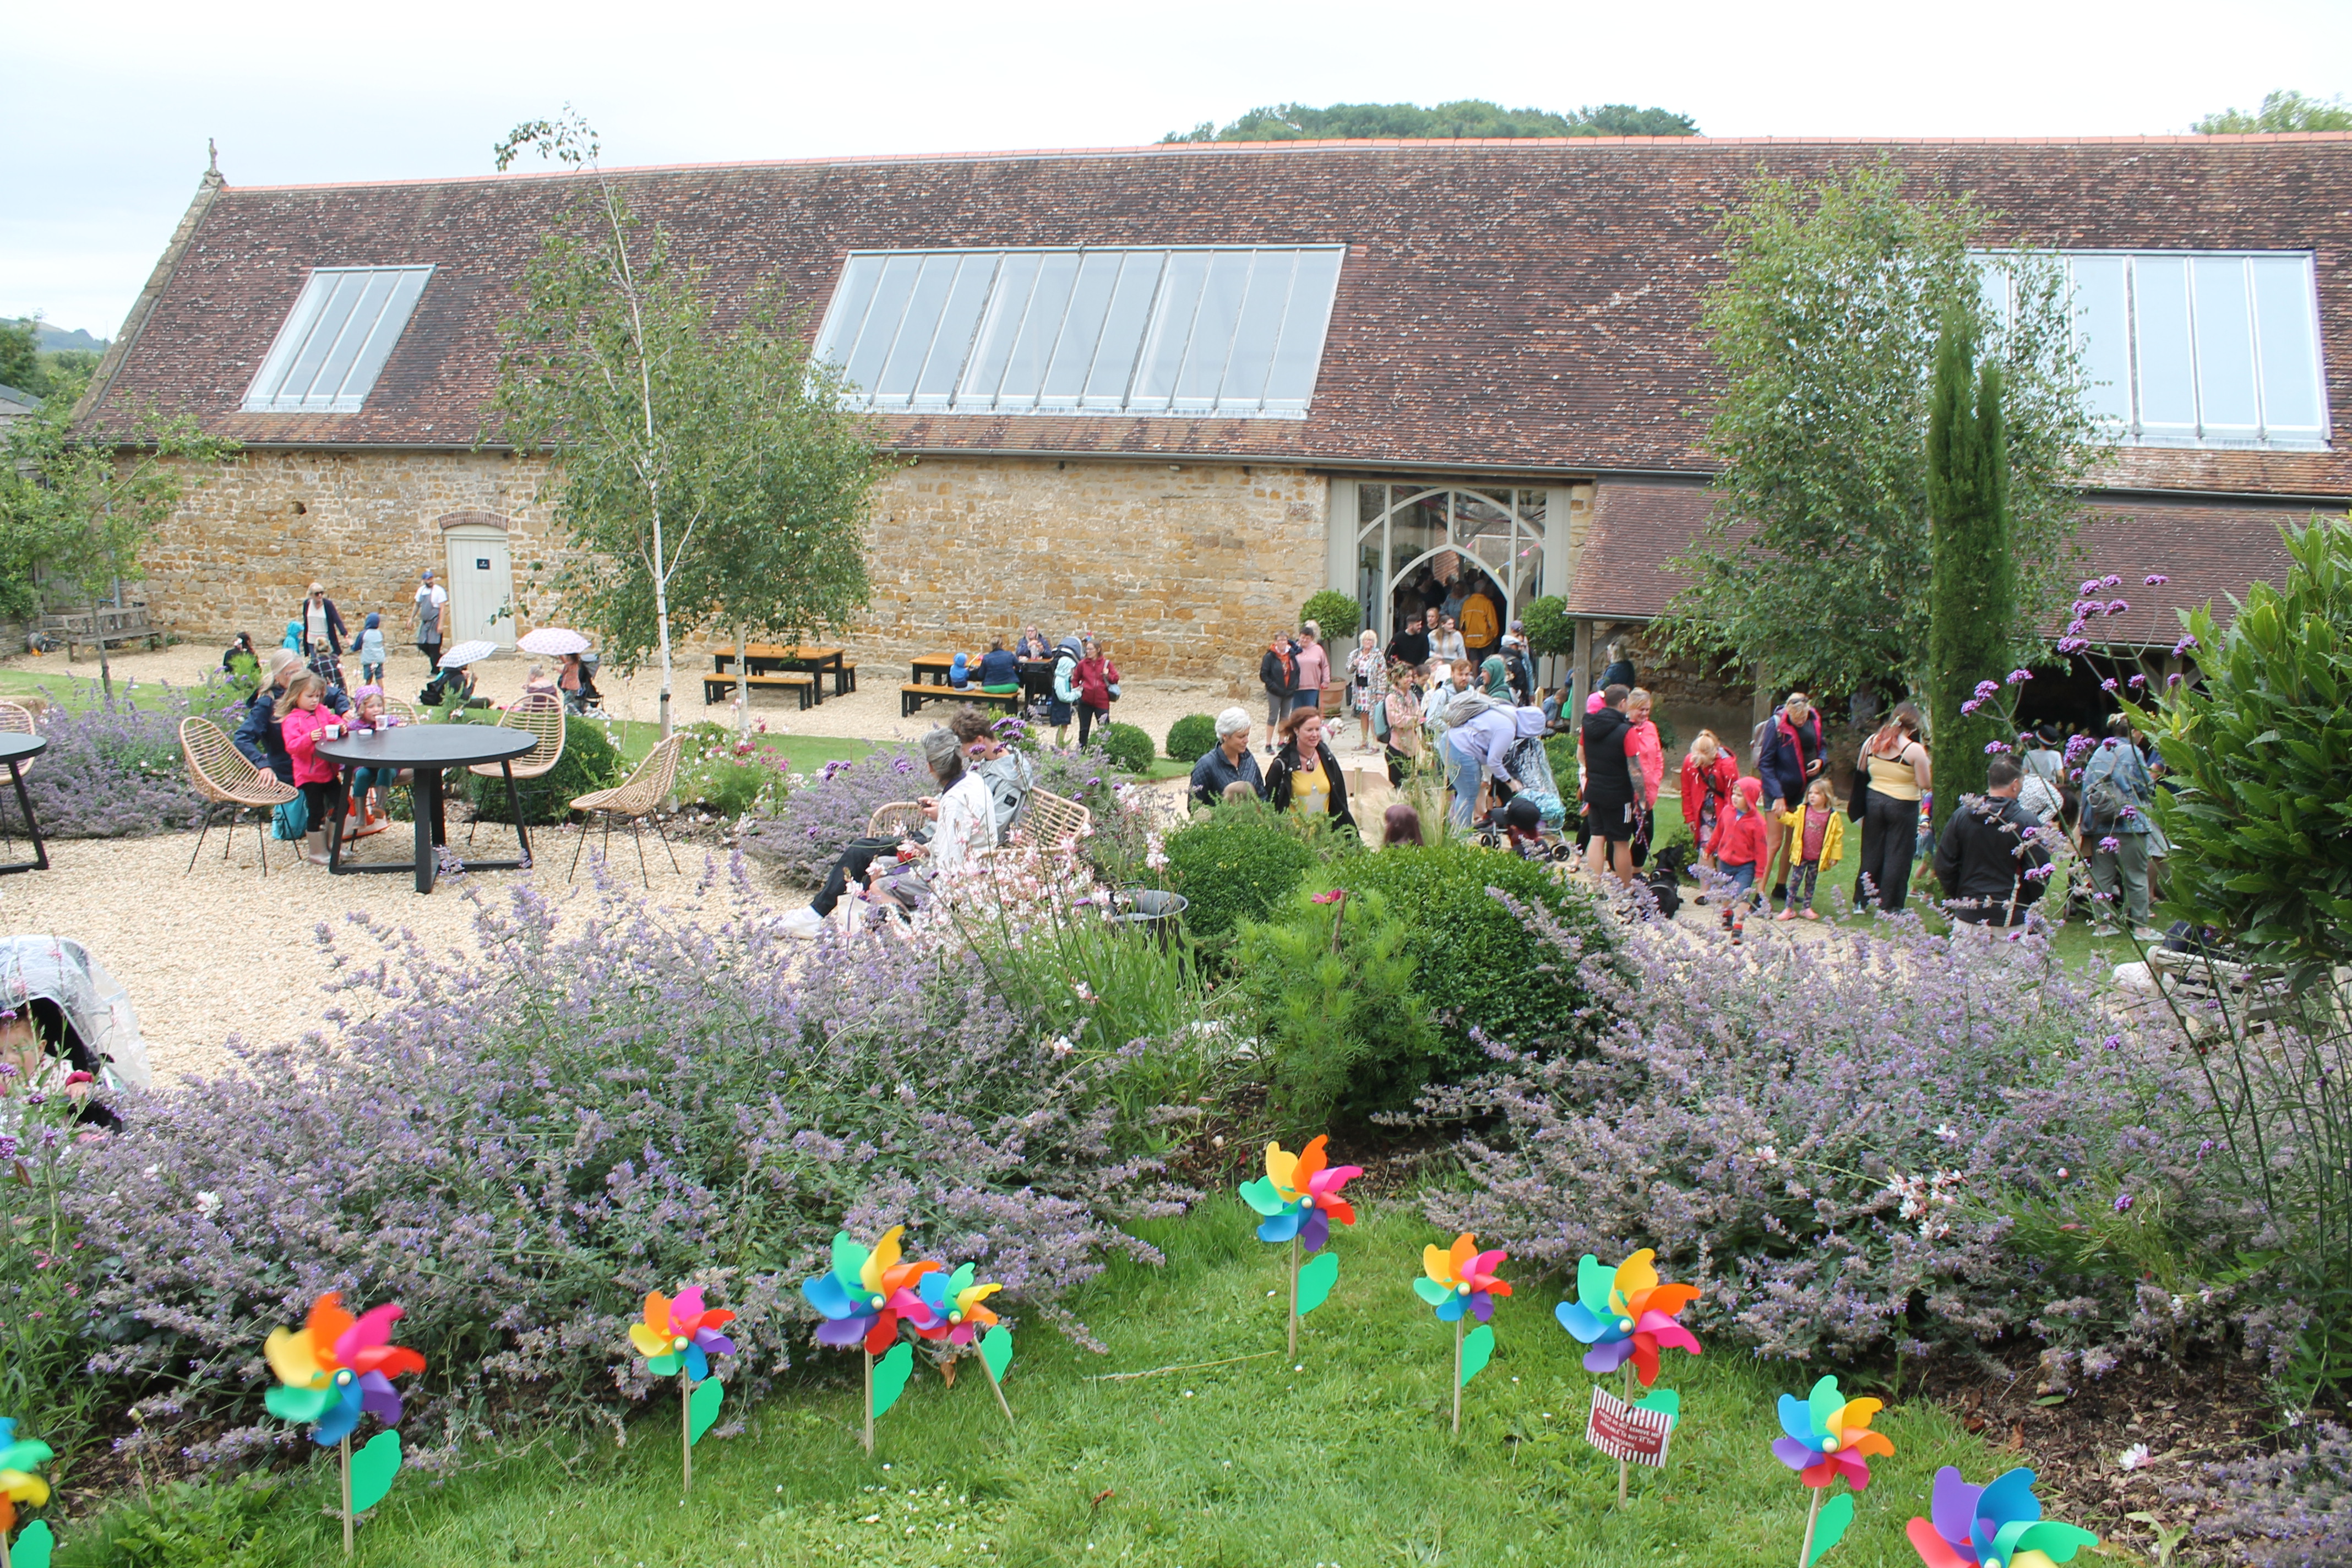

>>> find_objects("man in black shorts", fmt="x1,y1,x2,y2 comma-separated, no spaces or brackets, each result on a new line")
1581,684,1637,885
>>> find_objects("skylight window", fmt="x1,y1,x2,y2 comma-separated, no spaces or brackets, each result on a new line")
813,246,1344,419
1978,251,2328,449
242,266,433,413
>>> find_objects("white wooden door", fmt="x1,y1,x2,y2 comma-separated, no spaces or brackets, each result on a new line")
443,526,514,647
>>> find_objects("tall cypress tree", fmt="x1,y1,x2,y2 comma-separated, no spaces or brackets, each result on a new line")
1926,314,2015,833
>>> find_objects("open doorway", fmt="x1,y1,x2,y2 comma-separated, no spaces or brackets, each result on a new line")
1352,483,1547,656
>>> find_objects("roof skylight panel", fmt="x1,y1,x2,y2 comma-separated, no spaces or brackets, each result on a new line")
241,266,432,413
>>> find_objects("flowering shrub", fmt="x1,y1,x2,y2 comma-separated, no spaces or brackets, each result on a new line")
671,720,790,818
768,744,929,880
1417,905,2242,1366
12,683,214,837
63,875,1191,1458
2181,1422,2352,1567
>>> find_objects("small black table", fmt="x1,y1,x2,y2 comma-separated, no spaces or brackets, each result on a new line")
0,733,50,874
318,726,536,895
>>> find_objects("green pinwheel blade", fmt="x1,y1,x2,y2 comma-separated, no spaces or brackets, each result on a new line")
688,1377,725,1446
1458,1324,1494,1387
646,1351,683,1377
830,1231,869,1288
871,1341,916,1419
11,1519,55,1568
0,1439,52,1472
979,1325,1013,1382
265,1384,334,1423
2012,1521,2101,1562
1806,1491,1855,1566
1412,1277,1451,1306
1807,1374,1844,1435
1237,1176,1287,1217
948,1262,975,1295
348,1429,401,1515
1577,1254,1615,1313
1295,1250,1340,1316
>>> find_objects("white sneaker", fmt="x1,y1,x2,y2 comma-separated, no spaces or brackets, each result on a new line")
781,905,827,939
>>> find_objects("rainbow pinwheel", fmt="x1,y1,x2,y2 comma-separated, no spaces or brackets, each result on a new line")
1555,1249,1701,1387
800,1226,944,1354
630,1288,737,1383
1238,1136,1362,1252
1907,1467,2100,1568
262,1293,426,1447
1415,1234,1512,1322
1774,1375,1893,1490
912,1264,1003,1346
0,1416,53,1540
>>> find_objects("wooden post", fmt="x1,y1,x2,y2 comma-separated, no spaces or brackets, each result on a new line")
680,1374,693,1495
1570,618,1592,714
1287,1237,1300,1358
982,1355,1017,1428
341,1431,354,1555
863,1349,875,1456
1451,1317,1464,1437
1798,1485,1822,1567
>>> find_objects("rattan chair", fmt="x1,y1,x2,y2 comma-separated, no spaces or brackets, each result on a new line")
568,735,683,886
381,697,421,728
865,801,930,841
467,694,567,843
178,716,300,878
0,700,38,859
1017,787,1092,851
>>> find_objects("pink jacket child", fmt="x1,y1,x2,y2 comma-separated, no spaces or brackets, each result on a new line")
1707,776,1771,940
280,704,344,787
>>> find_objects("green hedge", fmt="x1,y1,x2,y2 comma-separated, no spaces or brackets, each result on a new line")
1097,721,1158,775
1319,841,1614,1077
1161,805,1322,946
1166,712,1219,762
455,713,625,826
1298,589,1361,644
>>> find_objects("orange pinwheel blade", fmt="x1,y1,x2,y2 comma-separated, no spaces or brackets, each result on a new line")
1631,1282,1701,1320
641,1291,672,1335
1294,1135,1328,1189
306,1292,356,1366
1447,1234,1477,1278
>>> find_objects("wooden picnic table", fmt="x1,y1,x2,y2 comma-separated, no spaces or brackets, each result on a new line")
714,644,848,701
910,653,962,685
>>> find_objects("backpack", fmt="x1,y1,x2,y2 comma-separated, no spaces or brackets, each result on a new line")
2082,758,2129,830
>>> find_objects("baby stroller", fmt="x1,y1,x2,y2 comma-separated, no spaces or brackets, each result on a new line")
1473,712,1575,861
0,935,151,1128
564,651,607,717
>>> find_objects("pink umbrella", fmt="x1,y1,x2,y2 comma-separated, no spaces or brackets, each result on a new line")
517,627,591,656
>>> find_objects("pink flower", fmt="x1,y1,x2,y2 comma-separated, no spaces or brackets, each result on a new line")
2006,669,2033,685
2102,574,2122,588
2172,635,2198,656
2100,678,2119,693
1984,741,2011,754
1960,699,1983,716
2098,836,2121,853
1311,889,1347,905
2166,673,2184,688
2079,579,2103,595
2144,574,2169,586
2106,599,2131,616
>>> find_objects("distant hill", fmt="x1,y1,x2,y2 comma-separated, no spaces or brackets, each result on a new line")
15,322,110,354
1163,99,1699,144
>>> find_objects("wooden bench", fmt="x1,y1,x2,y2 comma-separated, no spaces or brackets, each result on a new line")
703,671,814,709
901,683,1021,718
832,661,858,696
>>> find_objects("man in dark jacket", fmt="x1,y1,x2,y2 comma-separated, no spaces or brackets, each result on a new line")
1385,612,1430,671
1932,757,2053,927
1581,684,1637,883
1755,692,1825,907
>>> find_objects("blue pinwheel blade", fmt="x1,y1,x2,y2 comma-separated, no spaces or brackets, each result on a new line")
1256,1210,1304,1244
1556,1301,1609,1344
313,1382,363,1447
802,1272,858,1320
683,1343,709,1384
1777,1392,1816,1442
1978,1468,2042,1532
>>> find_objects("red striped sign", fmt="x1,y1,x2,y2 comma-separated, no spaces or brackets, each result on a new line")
1585,1386,1675,1468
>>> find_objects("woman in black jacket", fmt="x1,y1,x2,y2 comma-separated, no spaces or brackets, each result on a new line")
1265,709,1354,831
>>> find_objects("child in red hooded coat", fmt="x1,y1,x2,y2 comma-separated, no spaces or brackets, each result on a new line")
1708,775,1770,944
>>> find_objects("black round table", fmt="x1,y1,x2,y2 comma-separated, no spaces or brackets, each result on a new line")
317,725,536,894
0,732,50,874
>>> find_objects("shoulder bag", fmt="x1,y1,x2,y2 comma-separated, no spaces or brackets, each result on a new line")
1848,747,1874,821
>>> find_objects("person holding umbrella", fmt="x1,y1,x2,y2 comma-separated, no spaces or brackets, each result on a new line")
422,640,498,709
520,626,601,716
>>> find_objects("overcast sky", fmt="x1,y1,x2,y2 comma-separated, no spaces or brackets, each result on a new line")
9,0,2348,339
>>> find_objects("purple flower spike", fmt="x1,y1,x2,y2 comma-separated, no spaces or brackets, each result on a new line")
2006,669,2033,685
2100,679,2119,693
2129,675,2147,689
2145,573,2169,586
2107,599,2131,616
2103,574,2122,588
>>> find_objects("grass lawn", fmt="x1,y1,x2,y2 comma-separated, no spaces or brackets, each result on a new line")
268,1205,2002,1567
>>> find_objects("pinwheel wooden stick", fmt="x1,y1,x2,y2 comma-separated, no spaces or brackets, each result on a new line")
863,1350,876,1456
1452,1317,1466,1435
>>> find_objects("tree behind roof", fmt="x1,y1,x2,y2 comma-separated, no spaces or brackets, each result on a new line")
1654,161,2103,703
1925,313,2014,830
1162,99,1696,143
2192,90,2352,134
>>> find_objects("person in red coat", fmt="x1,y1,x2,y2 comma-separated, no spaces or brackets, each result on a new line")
1678,729,1739,876
1708,776,1770,944
1074,638,1120,749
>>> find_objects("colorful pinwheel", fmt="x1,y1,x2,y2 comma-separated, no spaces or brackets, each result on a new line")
799,1226,944,1354
1415,1233,1512,1322
1238,1136,1362,1252
1555,1249,1701,1387
0,1416,52,1539
262,1293,426,1447
1774,1375,1894,1490
913,1264,1003,1346
629,1288,737,1383
1907,1467,2100,1568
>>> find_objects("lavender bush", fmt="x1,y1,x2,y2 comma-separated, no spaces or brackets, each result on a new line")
1416,897,2247,1368
2181,1423,2352,1567
62,871,1191,1459
13,683,215,837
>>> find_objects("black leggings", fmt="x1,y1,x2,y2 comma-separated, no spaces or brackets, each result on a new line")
1855,791,1917,911
814,837,900,917
1077,704,1109,747
300,778,345,835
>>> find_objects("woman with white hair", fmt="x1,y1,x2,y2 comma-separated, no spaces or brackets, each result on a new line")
1189,707,1265,806
1347,628,1389,752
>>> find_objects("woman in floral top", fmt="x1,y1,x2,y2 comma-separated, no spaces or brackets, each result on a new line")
1347,630,1389,752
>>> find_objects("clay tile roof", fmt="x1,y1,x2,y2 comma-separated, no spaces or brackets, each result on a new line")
1566,480,2315,638
75,136,2352,499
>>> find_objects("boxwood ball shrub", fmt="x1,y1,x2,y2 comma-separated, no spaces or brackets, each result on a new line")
1166,712,1219,762
1097,721,1157,776
1325,842,1614,1075
1160,804,1321,945
1298,589,1361,644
